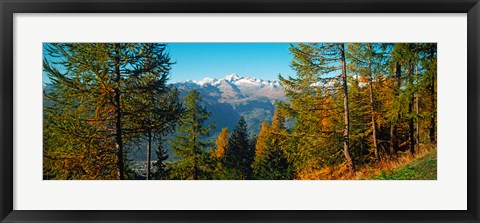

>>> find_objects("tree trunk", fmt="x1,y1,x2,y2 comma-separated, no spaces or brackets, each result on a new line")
193,150,198,180
415,93,420,150
408,59,415,155
340,43,355,172
389,61,401,155
389,125,398,155
429,47,436,144
193,134,198,180
114,44,124,180
146,130,152,180
415,65,420,151
367,44,379,160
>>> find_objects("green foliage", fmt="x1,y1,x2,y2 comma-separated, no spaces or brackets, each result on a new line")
252,110,294,180
43,42,436,180
253,147,293,180
153,141,170,180
279,43,351,175
371,150,437,180
224,116,255,179
170,90,215,180
279,43,436,178
43,43,177,180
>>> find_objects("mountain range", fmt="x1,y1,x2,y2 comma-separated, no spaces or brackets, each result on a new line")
173,73,286,137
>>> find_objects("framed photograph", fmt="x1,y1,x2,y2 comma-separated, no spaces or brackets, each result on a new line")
1,0,479,222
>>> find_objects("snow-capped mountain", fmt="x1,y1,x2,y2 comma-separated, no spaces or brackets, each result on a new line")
173,74,286,136
178,73,285,102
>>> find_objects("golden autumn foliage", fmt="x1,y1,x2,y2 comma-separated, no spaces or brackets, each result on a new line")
212,127,229,159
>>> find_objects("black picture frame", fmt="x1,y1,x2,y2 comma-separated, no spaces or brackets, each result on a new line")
1,0,479,222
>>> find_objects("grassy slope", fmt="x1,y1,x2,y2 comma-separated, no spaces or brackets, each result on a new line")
371,149,437,180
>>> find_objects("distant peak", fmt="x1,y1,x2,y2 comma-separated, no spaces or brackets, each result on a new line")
225,73,241,81
192,77,217,86
174,74,281,86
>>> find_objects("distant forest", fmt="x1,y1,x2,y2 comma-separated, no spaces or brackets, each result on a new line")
43,43,436,180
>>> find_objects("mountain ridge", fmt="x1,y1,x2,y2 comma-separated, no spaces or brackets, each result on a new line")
172,73,286,136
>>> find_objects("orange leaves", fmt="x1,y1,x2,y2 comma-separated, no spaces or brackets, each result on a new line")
212,127,229,159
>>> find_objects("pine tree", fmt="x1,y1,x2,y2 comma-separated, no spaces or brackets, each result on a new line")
153,139,170,180
252,110,292,180
224,116,254,179
280,43,355,174
346,43,385,160
127,87,182,180
389,43,422,155
388,46,403,155
419,44,437,144
170,90,215,180
43,43,176,180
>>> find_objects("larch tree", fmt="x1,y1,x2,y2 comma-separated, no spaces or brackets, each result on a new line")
389,43,422,155
420,44,437,144
212,127,229,159
170,89,215,180
282,43,355,173
388,45,403,155
211,127,229,179
43,43,177,180
224,116,255,180
153,139,170,180
346,43,385,160
252,109,292,180
252,121,271,177
127,86,182,180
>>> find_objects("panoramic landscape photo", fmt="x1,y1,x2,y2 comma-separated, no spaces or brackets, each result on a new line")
43,43,437,180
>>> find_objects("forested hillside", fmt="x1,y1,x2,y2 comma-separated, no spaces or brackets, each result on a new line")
43,43,436,180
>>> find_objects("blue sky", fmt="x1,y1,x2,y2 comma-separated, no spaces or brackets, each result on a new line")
166,43,295,83
43,43,296,84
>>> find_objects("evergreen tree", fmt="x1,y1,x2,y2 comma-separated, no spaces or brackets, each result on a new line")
252,110,293,180
224,116,254,180
346,43,385,161
388,43,422,155
152,139,170,180
128,87,182,180
170,90,215,180
43,43,176,180
280,43,355,176
417,44,437,144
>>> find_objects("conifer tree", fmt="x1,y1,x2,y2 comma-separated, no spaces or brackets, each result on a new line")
281,43,355,173
419,44,437,144
211,127,229,179
389,43,422,155
128,87,182,180
43,43,176,180
347,43,385,160
170,90,215,180
252,110,292,180
388,46,402,155
252,121,271,173
212,127,229,159
224,116,254,179
153,140,170,180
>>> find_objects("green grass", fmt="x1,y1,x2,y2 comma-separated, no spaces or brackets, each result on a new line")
371,149,437,180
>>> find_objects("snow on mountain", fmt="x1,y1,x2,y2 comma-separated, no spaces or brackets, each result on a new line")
193,77,218,86
173,74,286,136
177,73,286,102
225,73,241,82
